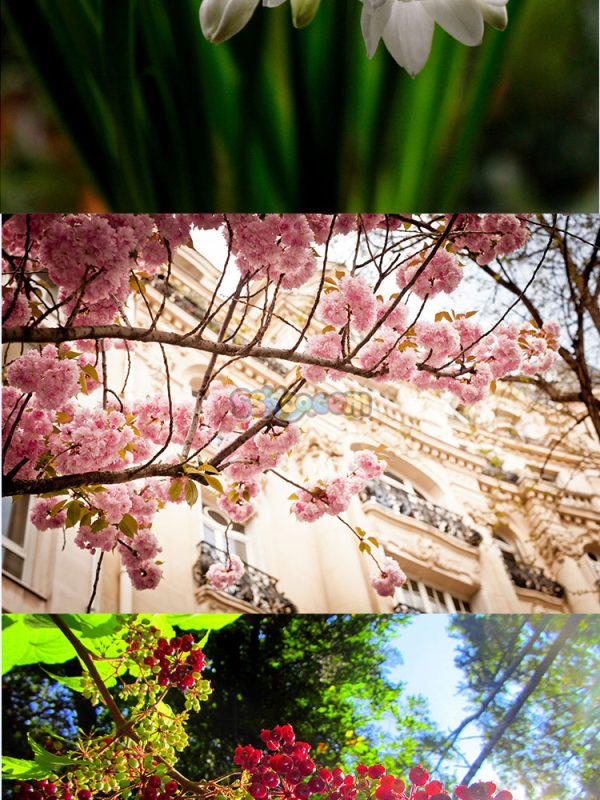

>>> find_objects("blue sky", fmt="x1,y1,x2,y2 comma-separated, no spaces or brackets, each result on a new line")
389,615,511,793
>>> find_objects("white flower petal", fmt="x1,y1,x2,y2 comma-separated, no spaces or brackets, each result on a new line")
361,0,394,59
382,2,435,75
478,0,508,30
200,0,261,42
423,0,485,46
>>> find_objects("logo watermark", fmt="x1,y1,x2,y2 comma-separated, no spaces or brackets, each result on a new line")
231,386,372,422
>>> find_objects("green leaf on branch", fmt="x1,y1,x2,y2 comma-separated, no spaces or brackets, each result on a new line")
169,481,182,501
2,756,51,780
2,617,76,674
165,614,240,632
81,364,100,382
118,513,138,538
65,501,83,529
184,479,199,507
204,474,223,494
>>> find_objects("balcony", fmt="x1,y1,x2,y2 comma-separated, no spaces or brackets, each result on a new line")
193,542,297,613
360,480,482,547
392,602,425,614
501,552,565,598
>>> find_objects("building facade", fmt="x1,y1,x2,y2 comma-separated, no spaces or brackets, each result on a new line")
3,247,600,615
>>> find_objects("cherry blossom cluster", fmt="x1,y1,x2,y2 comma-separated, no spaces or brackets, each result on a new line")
2,213,558,597
371,557,407,598
206,553,246,591
291,450,384,523
449,214,531,265
2,214,222,326
303,295,559,406
233,724,513,800
396,249,463,299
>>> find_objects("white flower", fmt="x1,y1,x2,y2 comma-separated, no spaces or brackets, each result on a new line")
361,0,509,75
199,0,508,73
200,0,258,43
200,0,301,42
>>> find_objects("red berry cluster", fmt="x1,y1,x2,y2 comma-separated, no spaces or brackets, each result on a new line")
12,781,70,800
234,727,513,800
406,766,512,800
142,633,205,691
138,774,182,800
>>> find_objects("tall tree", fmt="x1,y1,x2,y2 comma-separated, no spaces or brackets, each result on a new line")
448,615,600,799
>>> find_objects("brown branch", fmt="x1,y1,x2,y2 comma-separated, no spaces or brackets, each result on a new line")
461,616,581,785
49,614,207,795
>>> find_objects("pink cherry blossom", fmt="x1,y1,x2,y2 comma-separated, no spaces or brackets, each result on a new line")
301,332,344,383
29,497,67,531
397,250,463,299
7,345,80,409
319,275,377,333
206,553,245,590
371,557,407,597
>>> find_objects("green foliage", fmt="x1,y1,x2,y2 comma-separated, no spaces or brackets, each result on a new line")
449,615,600,799
3,735,79,780
2,614,433,786
166,615,433,778
2,613,241,675
3,0,594,211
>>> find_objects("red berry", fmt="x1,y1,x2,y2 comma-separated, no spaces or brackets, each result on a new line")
409,766,429,787
368,766,385,780
249,784,268,800
426,781,443,794
493,793,512,800
164,782,178,795
148,776,162,789
308,778,326,794
77,792,92,800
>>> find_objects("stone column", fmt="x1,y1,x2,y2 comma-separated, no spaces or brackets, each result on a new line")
554,553,600,612
475,538,521,612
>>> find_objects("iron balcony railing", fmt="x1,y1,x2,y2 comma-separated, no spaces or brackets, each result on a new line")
501,551,565,599
392,602,426,614
193,541,297,613
360,480,483,547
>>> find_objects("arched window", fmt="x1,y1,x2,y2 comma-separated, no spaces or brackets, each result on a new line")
2,496,32,582
493,527,522,560
201,506,248,563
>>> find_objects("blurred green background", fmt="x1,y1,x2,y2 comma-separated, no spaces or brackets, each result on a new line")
1,0,598,212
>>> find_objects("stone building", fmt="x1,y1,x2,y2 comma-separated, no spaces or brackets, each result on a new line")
3,247,600,614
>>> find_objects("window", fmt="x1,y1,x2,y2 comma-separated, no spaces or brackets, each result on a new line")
201,507,248,563
2,495,31,581
394,575,471,613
